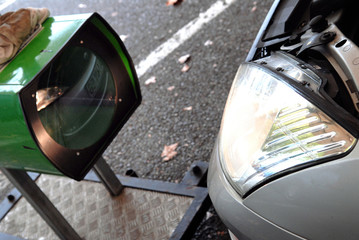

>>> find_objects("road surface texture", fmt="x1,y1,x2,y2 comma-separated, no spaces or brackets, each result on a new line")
0,0,273,239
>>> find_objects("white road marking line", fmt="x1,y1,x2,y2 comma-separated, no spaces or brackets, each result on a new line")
0,0,16,11
135,0,237,78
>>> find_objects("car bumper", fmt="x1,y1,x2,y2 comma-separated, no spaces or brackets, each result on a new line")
207,140,303,240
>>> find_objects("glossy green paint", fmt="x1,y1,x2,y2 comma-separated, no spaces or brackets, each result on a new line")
0,14,91,174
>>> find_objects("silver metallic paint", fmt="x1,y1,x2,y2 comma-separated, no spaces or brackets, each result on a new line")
208,140,303,240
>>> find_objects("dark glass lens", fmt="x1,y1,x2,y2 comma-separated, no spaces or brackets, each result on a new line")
36,46,116,149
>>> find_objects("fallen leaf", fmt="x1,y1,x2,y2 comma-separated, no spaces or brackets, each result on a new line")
166,0,184,6
204,40,213,46
251,6,257,12
120,34,129,41
167,86,175,91
78,3,87,8
161,143,179,161
183,106,192,111
145,76,156,85
206,211,213,220
178,54,191,64
181,64,191,72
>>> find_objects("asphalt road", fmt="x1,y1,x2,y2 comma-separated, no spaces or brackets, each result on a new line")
0,0,273,238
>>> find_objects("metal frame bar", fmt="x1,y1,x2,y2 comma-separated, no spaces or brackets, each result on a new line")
0,168,82,240
93,156,124,196
84,161,210,240
245,0,280,62
0,172,39,221
0,161,210,240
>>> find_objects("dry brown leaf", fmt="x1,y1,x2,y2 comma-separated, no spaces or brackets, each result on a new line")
161,143,179,161
120,34,129,41
206,211,214,220
167,86,175,91
204,40,213,46
145,76,156,85
178,54,191,64
181,64,190,72
166,0,183,6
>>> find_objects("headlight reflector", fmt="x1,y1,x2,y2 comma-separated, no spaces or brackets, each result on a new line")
219,63,356,196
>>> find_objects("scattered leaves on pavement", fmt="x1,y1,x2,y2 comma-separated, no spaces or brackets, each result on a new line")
145,76,156,85
178,54,191,64
167,86,175,91
181,63,191,72
120,34,129,42
251,1,257,12
206,211,214,220
166,0,184,6
161,143,179,161
204,40,213,46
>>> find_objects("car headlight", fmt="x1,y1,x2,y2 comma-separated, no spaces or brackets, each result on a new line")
219,60,357,197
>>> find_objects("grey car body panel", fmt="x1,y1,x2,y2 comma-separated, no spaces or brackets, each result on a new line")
208,141,304,240
244,144,359,240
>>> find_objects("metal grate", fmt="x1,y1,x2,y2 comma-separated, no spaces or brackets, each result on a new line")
0,174,193,240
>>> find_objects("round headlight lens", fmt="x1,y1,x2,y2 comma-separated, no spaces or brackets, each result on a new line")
219,63,357,196
36,47,116,149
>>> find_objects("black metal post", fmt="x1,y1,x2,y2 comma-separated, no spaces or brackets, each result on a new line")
0,168,82,240
93,157,124,196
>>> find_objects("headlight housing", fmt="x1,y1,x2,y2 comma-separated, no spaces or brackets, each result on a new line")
219,57,357,197
0,13,141,180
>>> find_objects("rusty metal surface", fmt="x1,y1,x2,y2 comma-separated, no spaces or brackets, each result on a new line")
0,174,193,240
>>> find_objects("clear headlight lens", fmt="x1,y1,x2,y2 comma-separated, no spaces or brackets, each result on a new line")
219,63,357,196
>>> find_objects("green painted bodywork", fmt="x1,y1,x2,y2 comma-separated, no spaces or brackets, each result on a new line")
0,14,99,174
